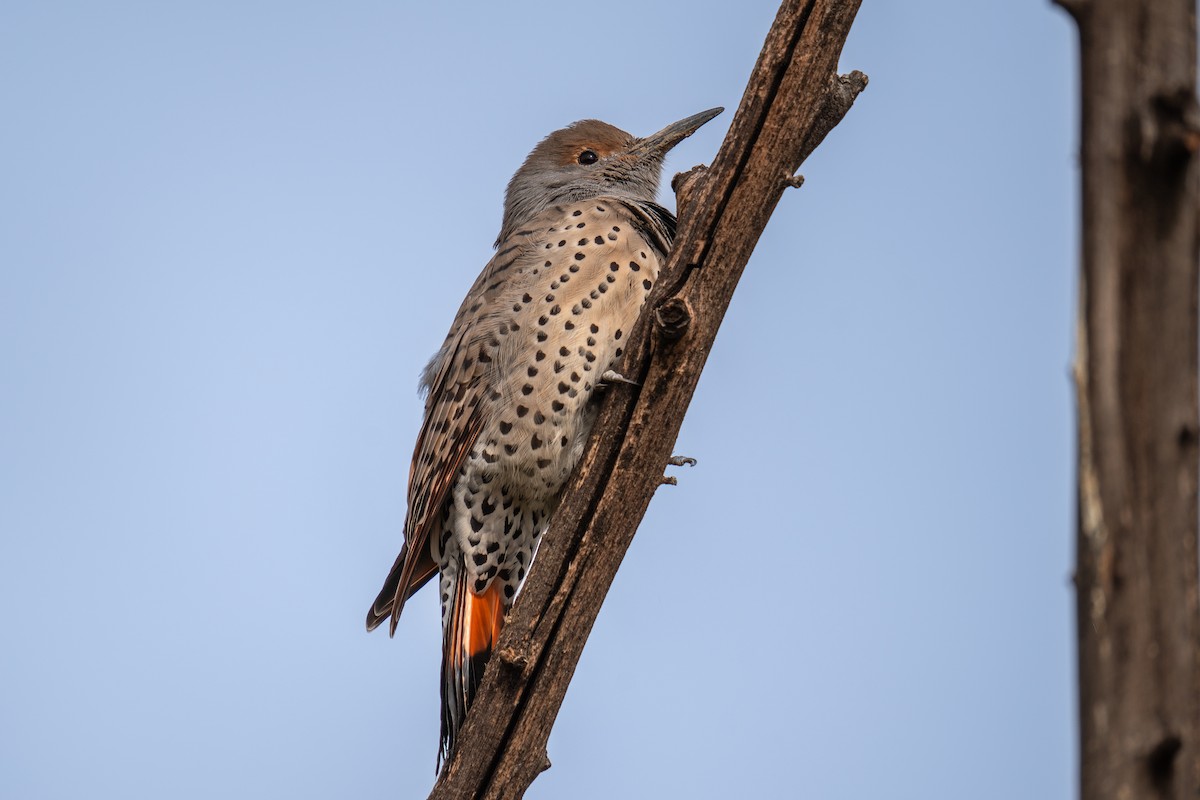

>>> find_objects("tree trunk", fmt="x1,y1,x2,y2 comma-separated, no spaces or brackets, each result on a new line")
1056,0,1200,797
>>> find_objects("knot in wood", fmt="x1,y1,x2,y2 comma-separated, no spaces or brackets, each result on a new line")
1135,88,1200,164
671,166,708,213
655,297,693,340
496,645,530,672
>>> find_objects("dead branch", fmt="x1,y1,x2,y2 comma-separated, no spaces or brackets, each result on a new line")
428,2,865,797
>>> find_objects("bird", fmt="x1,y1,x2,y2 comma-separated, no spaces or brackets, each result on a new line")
367,106,723,763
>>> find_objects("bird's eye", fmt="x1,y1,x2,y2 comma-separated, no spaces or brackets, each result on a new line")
578,150,599,165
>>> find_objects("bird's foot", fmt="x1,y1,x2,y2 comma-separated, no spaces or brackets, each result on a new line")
659,455,697,486
600,369,640,387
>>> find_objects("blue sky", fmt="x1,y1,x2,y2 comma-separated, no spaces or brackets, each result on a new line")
1,2,1076,798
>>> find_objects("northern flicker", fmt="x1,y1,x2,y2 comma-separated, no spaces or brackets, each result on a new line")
366,106,723,761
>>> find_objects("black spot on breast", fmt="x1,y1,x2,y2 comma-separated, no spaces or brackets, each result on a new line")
606,274,616,284
568,264,580,273
538,315,549,326
552,400,565,412
558,382,570,394
470,516,483,533
564,321,575,330
576,222,585,228
597,284,608,294
536,458,551,469
527,366,538,377
531,434,542,450
504,444,518,455
629,261,640,272
516,405,529,417
536,331,548,342
486,541,500,553
533,411,545,424
612,225,620,232
572,209,582,216
499,421,513,434
558,240,566,247
610,262,620,272
594,236,604,245
522,293,533,303
482,497,496,515
577,238,588,246
522,384,534,395
472,552,487,566
535,350,546,361
478,349,492,363
643,279,652,290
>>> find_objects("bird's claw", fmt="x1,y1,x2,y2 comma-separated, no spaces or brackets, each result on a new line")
600,369,640,387
667,455,697,468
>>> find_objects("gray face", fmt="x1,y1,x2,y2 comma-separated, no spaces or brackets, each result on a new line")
495,108,723,246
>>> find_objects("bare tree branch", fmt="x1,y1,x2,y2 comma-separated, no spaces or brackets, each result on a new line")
1055,0,1200,797
428,2,865,797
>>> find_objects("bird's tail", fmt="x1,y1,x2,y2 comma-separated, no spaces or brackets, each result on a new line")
440,571,506,762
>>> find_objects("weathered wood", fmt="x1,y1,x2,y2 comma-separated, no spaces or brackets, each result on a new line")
1055,0,1200,797
427,2,865,797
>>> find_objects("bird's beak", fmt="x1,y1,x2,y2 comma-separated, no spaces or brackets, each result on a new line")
632,107,724,159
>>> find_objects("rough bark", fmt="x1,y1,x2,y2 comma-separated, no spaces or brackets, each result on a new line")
425,1,865,798
1055,0,1200,797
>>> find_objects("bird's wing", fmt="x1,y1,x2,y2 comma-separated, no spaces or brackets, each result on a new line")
615,199,677,255
366,231,544,634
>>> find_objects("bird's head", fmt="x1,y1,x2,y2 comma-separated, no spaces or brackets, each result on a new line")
496,107,723,246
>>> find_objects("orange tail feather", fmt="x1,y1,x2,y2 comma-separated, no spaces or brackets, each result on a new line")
441,575,506,762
